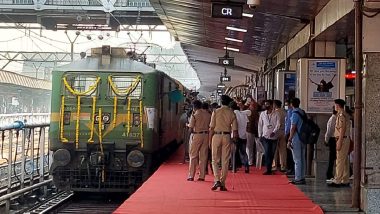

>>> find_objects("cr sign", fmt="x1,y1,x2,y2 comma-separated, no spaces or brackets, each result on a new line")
221,8,233,16
211,3,243,19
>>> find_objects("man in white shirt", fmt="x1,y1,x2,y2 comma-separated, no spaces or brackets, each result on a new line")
232,101,252,173
258,100,281,175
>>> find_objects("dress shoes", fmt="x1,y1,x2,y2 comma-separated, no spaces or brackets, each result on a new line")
289,179,306,185
286,170,294,175
245,166,250,173
197,178,205,181
220,186,228,191
262,171,273,175
187,177,194,181
327,182,341,187
211,181,222,191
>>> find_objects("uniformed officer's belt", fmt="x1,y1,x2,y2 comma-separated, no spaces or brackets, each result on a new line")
335,136,348,139
214,131,231,135
193,131,209,134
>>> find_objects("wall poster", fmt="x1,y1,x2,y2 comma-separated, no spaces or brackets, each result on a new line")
284,73,296,103
307,60,339,113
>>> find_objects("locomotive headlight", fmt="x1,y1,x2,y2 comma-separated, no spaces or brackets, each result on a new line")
127,150,144,168
53,149,71,166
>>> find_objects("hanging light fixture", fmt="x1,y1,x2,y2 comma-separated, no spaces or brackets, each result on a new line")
220,68,231,82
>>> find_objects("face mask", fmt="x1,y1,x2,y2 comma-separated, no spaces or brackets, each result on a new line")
284,105,289,110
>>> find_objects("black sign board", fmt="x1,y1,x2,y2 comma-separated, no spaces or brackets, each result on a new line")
218,57,235,66
211,3,243,19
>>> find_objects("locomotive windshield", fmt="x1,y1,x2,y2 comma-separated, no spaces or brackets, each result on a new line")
63,74,99,97
107,75,142,98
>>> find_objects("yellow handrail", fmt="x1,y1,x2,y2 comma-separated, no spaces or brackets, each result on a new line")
108,75,141,97
60,96,69,143
63,76,100,96
127,97,131,136
88,96,97,143
139,100,144,148
98,107,105,182
98,108,103,152
112,96,117,128
75,96,81,148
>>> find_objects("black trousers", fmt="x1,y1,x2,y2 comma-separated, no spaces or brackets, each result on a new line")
236,138,249,167
326,137,337,179
263,138,278,173
286,134,294,172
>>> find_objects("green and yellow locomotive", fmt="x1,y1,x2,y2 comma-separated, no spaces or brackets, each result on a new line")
50,46,186,192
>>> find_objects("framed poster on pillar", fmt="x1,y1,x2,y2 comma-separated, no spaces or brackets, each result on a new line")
275,71,296,104
297,58,346,113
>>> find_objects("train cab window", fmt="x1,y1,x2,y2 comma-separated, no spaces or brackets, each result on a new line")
63,74,99,97
108,75,142,98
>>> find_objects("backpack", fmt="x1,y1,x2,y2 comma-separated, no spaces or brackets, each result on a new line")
294,111,320,145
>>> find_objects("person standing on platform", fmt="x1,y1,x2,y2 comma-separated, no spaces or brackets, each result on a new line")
325,108,337,182
284,101,295,175
328,99,351,187
287,98,306,184
187,100,211,181
209,95,238,191
246,100,260,166
233,100,251,173
202,102,213,175
258,100,280,175
272,100,287,172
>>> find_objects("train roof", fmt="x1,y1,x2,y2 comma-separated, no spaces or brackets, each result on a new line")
54,57,157,74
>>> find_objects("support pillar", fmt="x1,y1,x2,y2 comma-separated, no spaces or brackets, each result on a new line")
309,41,338,180
362,53,380,213
361,9,380,213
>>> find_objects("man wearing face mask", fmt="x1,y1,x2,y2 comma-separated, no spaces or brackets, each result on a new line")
258,100,281,175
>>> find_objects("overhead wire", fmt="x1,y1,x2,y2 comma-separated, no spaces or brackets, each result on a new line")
1,17,67,51
0,36,25,43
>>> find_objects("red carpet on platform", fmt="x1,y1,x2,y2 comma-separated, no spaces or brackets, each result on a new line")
114,145,324,214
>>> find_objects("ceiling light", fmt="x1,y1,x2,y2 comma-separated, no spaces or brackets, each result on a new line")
225,37,243,43
217,83,226,89
226,26,247,33
224,47,240,52
242,13,254,18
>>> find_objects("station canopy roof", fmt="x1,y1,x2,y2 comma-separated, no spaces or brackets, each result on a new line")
150,0,332,93
0,26,200,91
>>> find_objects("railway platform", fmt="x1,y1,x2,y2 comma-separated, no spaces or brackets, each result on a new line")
114,145,324,214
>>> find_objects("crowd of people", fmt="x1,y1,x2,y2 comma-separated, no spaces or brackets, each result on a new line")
183,94,354,191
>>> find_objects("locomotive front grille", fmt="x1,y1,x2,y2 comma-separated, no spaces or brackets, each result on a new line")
53,167,147,192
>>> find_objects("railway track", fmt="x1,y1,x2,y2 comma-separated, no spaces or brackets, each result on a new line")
23,191,126,214
23,191,74,214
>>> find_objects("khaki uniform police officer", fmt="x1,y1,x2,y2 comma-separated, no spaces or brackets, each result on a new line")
187,100,211,181
329,99,351,187
209,95,238,191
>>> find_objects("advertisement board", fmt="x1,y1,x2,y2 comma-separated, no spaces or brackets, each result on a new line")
297,59,345,113
275,71,296,103
284,72,296,103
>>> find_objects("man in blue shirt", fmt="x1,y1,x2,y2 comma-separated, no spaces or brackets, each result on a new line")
287,98,306,185
284,101,294,175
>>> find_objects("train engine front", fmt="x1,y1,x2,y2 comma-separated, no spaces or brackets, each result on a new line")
49,46,160,192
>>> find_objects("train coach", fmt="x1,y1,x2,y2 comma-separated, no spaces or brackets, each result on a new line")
49,46,186,192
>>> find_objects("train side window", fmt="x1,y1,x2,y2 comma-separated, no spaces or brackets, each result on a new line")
108,75,142,98
168,82,172,111
63,74,99,97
